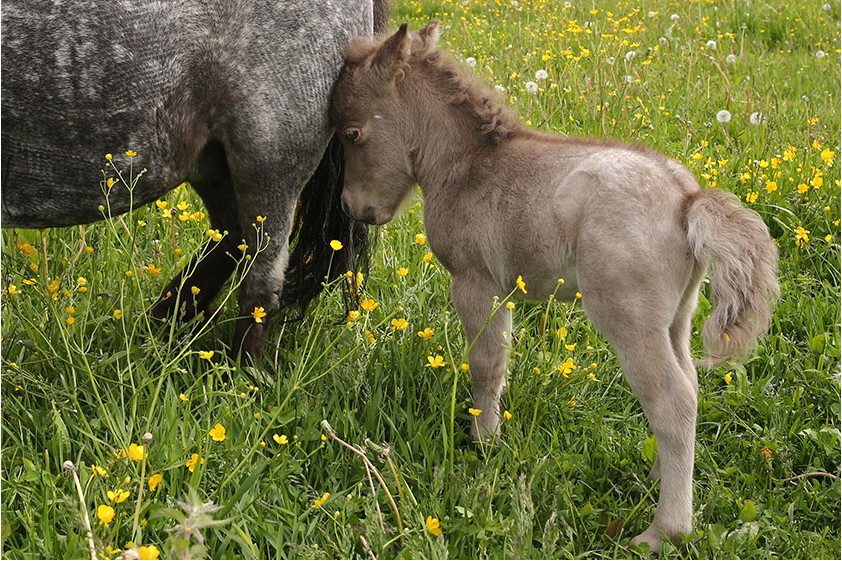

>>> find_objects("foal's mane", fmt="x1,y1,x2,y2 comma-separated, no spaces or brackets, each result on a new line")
348,32,521,144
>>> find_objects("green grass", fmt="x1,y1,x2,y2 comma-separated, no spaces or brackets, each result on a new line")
2,0,840,558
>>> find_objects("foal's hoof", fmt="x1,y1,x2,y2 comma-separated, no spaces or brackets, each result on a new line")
629,524,685,554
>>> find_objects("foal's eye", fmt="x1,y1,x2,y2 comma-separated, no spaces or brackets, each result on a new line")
343,127,361,143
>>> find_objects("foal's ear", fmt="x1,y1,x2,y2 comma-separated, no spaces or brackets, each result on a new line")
415,19,440,48
371,23,410,82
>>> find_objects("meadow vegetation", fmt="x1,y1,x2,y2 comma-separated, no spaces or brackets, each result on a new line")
1,0,840,558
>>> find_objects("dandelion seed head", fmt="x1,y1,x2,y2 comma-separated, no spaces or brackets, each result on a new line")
465,56,477,67
706,40,717,50
624,50,636,61
535,69,548,80
726,54,737,64
716,109,732,123
749,111,764,125
525,81,539,93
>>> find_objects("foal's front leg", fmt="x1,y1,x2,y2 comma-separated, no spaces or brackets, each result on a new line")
451,274,512,440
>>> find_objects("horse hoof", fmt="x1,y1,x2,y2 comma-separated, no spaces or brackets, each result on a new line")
232,317,269,362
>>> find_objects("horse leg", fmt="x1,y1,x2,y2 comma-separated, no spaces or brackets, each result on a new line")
648,260,706,482
451,273,511,441
151,141,241,322
580,279,696,550
225,135,327,360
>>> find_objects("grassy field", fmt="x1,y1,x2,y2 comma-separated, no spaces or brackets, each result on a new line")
1,0,840,558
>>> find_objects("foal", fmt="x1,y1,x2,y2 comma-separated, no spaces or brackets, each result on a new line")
331,21,779,550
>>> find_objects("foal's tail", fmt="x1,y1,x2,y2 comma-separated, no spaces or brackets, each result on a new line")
684,189,780,366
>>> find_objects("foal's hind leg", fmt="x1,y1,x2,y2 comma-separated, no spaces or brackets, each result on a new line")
451,273,512,440
152,142,241,322
649,261,706,481
581,285,696,550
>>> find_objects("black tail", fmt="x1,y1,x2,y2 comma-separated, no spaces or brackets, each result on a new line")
281,135,369,311
281,0,390,311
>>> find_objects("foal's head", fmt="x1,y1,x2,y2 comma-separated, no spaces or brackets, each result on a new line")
330,21,441,225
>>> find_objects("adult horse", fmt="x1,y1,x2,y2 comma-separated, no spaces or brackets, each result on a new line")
1,0,389,357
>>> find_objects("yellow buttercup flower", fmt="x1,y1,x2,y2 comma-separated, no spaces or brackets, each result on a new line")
417,327,435,340
425,515,441,536
252,306,267,323
312,492,330,509
330,240,343,251
209,423,226,442
198,350,214,360
107,488,130,503
427,355,446,369
97,504,115,525
186,453,204,472
559,357,577,377
360,298,379,311
723,371,733,385
396,267,409,276
503,410,513,421
390,318,409,331
256,215,266,222
516,275,527,294
148,473,163,491
91,464,108,477
468,408,482,417
414,233,426,245
273,434,288,445
138,545,160,560
125,150,137,157
128,443,145,462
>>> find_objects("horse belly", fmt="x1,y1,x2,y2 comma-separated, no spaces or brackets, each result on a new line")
1,1,194,227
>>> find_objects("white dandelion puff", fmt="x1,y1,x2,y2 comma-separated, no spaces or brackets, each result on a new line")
749,112,764,125
465,56,477,67
726,54,737,64
670,14,680,21
706,40,717,50
494,84,506,94
624,74,633,84
816,50,826,59
525,81,539,93
716,109,732,123
625,50,636,61
535,69,548,80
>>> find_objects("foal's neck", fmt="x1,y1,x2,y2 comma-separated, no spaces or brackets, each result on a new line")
402,76,499,195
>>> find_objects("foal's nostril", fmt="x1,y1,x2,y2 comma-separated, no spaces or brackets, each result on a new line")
361,206,377,225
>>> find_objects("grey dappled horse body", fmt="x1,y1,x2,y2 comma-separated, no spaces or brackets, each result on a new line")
1,0,387,357
331,22,780,550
